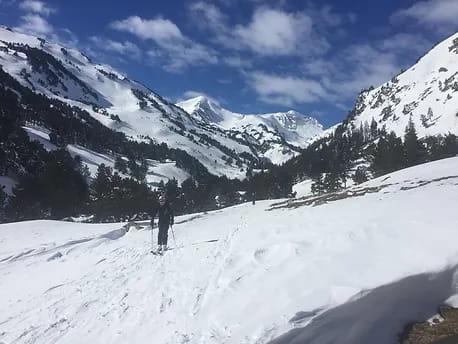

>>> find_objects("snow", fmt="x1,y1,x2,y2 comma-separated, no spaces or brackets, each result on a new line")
177,96,324,164
21,125,189,184
67,145,116,176
145,159,190,186
1,157,458,343
292,179,313,198
0,176,15,195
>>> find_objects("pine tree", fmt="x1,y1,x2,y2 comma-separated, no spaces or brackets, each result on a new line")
370,118,378,139
443,134,458,157
311,175,325,194
0,185,7,221
404,117,424,167
92,164,113,200
323,172,341,192
352,166,369,184
114,156,128,174
372,132,404,176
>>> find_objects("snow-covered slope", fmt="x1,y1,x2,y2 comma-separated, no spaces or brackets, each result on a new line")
1,157,457,343
22,125,189,186
346,32,458,138
178,96,324,164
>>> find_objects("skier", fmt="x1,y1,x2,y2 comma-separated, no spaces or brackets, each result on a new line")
150,195,174,254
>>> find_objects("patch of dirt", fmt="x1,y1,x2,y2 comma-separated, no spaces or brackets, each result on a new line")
401,306,458,344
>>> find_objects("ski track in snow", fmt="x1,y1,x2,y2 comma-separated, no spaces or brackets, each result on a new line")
1,158,458,343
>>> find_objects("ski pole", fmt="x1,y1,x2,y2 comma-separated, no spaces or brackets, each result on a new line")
151,222,155,252
171,225,177,248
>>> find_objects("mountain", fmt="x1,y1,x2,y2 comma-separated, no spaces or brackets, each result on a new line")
281,31,458,195
343,31,458,138
177,96,324,164
1,156,457,343
0,27,323,179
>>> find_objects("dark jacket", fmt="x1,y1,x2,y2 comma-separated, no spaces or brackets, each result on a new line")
151,202,174,228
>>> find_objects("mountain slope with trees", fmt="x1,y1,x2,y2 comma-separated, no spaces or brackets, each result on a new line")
279,32,458,194
0,27,323,178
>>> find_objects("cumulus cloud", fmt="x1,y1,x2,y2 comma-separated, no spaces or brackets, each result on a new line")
14,1,78,47
146,41,218,72
247,29,435,108
15,13,53,36
187,2,440,112
246,71,327,106
19,0,56,16
189,3,352,57
391,0,458,33
89,36,141,60
111,15,218,72
234,8,316,56
302,32,433,104
110,16,183,42
189,2,228,33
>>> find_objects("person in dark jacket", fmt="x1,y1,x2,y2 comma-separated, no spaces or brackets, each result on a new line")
151,195,174,253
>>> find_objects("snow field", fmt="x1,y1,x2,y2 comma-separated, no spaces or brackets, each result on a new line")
1,157,458,343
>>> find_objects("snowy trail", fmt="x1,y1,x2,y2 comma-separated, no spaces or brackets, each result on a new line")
1,158,458,343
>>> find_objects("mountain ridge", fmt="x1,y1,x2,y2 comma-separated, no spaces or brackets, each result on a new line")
0,27,324,176
177,95,324,163
341,31,458,138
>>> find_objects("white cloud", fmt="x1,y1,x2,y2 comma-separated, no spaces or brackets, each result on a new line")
223,56,252,68
379,33,431,56
89,36,141,60
176,90,224,106
111,15,218,72
14,1,78,47
332,45,400,97
15,13,53,36
19,0,56,16
189,3,343,57
247,71,327,106
391,0,458,33
247,29,435,108
14,12,79,48
189,2,228,33
146,40,218,72
299,31,435,104
110,16,183,42
234,8,315,55
302,45,400,103
182,90,208,99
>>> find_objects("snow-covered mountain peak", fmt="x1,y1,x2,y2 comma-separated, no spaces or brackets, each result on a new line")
177,95,227,123
178,96,324,149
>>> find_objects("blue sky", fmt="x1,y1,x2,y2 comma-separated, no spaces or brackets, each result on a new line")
1,0,458,127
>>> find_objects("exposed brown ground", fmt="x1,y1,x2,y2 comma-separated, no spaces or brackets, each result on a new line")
401,306,458,344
